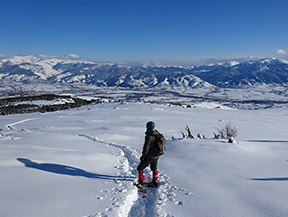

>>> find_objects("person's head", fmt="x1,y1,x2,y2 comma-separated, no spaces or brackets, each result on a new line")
146,121,155,131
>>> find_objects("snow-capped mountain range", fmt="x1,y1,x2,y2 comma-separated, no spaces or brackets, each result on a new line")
0,55,288,90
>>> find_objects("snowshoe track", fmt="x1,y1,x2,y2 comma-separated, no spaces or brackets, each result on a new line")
78,133,195,217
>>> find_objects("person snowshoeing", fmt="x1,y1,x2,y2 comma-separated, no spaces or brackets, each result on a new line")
137,121,165,187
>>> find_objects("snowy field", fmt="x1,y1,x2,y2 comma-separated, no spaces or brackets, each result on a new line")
1,101,288,217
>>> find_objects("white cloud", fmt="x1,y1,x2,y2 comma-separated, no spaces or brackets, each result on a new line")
153,56,260,67
0,54,81,60
64,54,80,59
37,54,81,60
272,49,288,60
273,49,287,55
0,54,14,59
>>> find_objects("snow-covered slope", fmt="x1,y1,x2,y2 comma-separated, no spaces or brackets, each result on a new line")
1,102,288,216
0,55,94,80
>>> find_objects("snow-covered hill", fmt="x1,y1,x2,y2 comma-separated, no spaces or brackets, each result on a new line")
1,102,288,216
0,55,93,80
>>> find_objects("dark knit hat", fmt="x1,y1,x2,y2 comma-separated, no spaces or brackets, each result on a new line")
146,121,155,130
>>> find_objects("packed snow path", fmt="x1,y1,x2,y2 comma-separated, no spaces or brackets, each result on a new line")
78,134,194,217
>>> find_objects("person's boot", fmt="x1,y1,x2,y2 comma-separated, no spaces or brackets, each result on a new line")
152,170,158,187
138,171,145,186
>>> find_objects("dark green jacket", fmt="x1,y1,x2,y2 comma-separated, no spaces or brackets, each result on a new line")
141,129,160,160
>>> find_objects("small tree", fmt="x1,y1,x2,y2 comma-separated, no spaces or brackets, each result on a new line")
216,122,238,139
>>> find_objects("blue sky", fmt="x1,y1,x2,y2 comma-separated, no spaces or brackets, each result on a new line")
1,0,288,65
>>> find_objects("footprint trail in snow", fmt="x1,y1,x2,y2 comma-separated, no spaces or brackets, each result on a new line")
78,134,195,217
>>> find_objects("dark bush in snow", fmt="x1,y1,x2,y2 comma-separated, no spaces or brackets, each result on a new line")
216,122,238,139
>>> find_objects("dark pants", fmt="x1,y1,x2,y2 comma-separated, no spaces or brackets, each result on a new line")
137,158,158,172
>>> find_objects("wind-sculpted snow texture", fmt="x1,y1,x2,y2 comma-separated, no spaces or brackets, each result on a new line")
1,102,288,216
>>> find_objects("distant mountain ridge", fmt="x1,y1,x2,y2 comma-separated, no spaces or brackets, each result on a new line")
0,55,288,90
192,58,288,87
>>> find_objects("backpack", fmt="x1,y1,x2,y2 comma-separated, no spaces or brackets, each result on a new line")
154,133,166,156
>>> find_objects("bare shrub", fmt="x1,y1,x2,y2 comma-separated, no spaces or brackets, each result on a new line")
216,122,238,139
181,131,186,138
185,125,194,138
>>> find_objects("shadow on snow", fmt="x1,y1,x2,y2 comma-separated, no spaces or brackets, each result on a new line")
244,140,288,143
17,158,134,181
250,177,288,181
